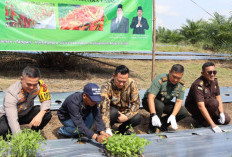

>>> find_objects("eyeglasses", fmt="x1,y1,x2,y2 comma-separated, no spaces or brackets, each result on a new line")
207,70,217,75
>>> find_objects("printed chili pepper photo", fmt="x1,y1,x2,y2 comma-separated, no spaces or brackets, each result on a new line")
58,4,104,31
5,0,56,29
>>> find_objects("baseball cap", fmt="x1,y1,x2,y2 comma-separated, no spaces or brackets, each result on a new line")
83,83,102,103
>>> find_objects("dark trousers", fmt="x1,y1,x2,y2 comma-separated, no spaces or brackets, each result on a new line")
0,105,52,137
143,98,188,128
110,107,141,134
186,98,231,126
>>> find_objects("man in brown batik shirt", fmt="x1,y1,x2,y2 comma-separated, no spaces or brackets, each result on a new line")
100,65,141,135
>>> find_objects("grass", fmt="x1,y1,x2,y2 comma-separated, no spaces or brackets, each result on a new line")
156,43,212,53
96,59,232,89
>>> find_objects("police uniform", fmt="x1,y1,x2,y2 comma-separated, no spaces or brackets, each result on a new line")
0,80,52,136
185,76,231,126
142,73,188,129
100,78,141,134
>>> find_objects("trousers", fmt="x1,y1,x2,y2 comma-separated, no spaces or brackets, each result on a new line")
142,98,188,128
110,107,141,134
0,105,52,137
58,113,94,137
186,98,231,126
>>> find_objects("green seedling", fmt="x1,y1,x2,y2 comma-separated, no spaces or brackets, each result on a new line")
0,129,46,157
102,126,150,157
74,127,84,142
10,129,46,157
0,135,10,157
156,133,167,140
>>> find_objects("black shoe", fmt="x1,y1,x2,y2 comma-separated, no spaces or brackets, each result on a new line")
124,130,135,135
159,125,168,132
148,125,157,134
57,132,69,139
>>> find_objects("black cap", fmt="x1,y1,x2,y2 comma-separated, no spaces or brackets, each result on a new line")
137,6,143,11
118,4,123,9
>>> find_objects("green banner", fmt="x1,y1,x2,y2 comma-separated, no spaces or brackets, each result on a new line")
0,0,152,52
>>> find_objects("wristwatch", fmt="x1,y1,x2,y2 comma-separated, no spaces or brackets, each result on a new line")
151,113,157,117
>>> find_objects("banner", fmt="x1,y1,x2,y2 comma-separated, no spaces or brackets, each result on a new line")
0,0,152,52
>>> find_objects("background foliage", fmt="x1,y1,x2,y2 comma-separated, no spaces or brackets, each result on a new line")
156,12,232,53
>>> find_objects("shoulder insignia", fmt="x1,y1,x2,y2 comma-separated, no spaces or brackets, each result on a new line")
199,81,203,87
39,80,48,92
38,80,51,102
162,77,167,82
179,80,185,85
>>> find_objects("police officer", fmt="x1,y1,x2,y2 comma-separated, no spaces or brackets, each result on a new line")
0,66,52,137
142,64,188,133
185,62,231,133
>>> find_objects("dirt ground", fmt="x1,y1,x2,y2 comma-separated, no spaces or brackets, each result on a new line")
42,102,232,140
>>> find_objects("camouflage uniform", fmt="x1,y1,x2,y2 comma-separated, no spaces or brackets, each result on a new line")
100,78,140,131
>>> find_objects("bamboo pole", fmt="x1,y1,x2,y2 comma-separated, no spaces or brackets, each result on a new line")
151,0,156,81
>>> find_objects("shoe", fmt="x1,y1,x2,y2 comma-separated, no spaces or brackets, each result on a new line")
57,131,69,139
159,125,168,132
148,125,157,134
124,130,135,135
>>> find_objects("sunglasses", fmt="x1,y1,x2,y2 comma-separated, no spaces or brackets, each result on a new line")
207,70,217,75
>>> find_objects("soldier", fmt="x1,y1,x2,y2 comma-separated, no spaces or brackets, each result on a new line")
142,64,188,133
57,83,110,143
100,65,141,135
185,62,231,133
0,66,52,137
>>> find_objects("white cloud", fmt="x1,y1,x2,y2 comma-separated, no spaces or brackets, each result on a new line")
156,5,180,16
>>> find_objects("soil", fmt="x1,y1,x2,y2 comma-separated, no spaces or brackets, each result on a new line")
41,102,232,140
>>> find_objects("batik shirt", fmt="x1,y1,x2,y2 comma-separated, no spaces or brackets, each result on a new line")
100,78,140,128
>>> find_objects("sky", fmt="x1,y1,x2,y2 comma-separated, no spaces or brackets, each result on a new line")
156,0,232,30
